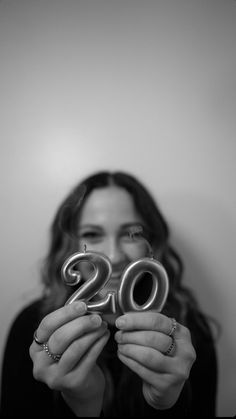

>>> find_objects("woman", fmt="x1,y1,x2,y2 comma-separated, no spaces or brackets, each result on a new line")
0,171,218,417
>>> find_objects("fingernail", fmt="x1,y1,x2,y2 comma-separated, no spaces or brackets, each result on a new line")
115,317,126,329
90,314,102,327
75,301,87,313
114,331,122,342
117,345,124,354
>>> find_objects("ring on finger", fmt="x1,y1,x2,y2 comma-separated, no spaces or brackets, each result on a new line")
42,342,62,362
168,318,177,337
164,337,176,357
33,330,44,346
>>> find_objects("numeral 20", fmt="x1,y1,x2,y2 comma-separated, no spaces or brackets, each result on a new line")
61,248,169,314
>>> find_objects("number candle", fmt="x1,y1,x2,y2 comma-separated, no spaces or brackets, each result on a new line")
118,257,169,313
117,227,169,313
61,229,169,314
61,245,116,313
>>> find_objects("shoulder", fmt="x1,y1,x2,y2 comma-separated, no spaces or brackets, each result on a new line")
5,299,44,348
186,308,217,346
10,299,43,326
185,308,218,376
184,310,218,415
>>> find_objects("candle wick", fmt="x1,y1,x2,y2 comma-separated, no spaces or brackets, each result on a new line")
83,244,87,253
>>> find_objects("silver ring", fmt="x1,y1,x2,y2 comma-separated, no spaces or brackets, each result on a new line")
168,318,177,337
42,343,62,362
33,330,44,346
165,337,176,356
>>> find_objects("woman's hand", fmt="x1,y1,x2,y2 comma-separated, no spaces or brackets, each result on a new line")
114,312,196,410
29,301,110,416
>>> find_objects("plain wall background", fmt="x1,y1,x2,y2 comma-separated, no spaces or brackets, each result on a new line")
0,0,236,416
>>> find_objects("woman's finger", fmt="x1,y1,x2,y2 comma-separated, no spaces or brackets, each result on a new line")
63,331,110,386
115,330,173,354
117,343,171,373
117,351,168,389
35,301,87,344
58,324,109,373
31,327,110,385
48,315,104,354
115,312,176,335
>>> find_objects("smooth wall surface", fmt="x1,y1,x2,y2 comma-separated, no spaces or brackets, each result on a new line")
0,0,236,416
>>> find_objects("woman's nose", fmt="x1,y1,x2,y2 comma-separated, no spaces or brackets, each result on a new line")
103,238,126,265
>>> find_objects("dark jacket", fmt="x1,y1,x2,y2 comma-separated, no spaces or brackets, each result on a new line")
0,299,217,417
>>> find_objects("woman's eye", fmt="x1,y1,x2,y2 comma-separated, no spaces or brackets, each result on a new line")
121,232,131,240
79,232,101,240
122,230,142,241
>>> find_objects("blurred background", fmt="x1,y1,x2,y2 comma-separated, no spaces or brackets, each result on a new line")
0,0,235,416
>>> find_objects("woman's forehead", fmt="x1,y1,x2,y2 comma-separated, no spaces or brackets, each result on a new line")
79,186,142,225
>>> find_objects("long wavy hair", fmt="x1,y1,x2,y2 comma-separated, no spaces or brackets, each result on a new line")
40,171,213,335
38,170,219,416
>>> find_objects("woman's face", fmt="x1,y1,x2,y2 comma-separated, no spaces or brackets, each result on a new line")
77,185,148,323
